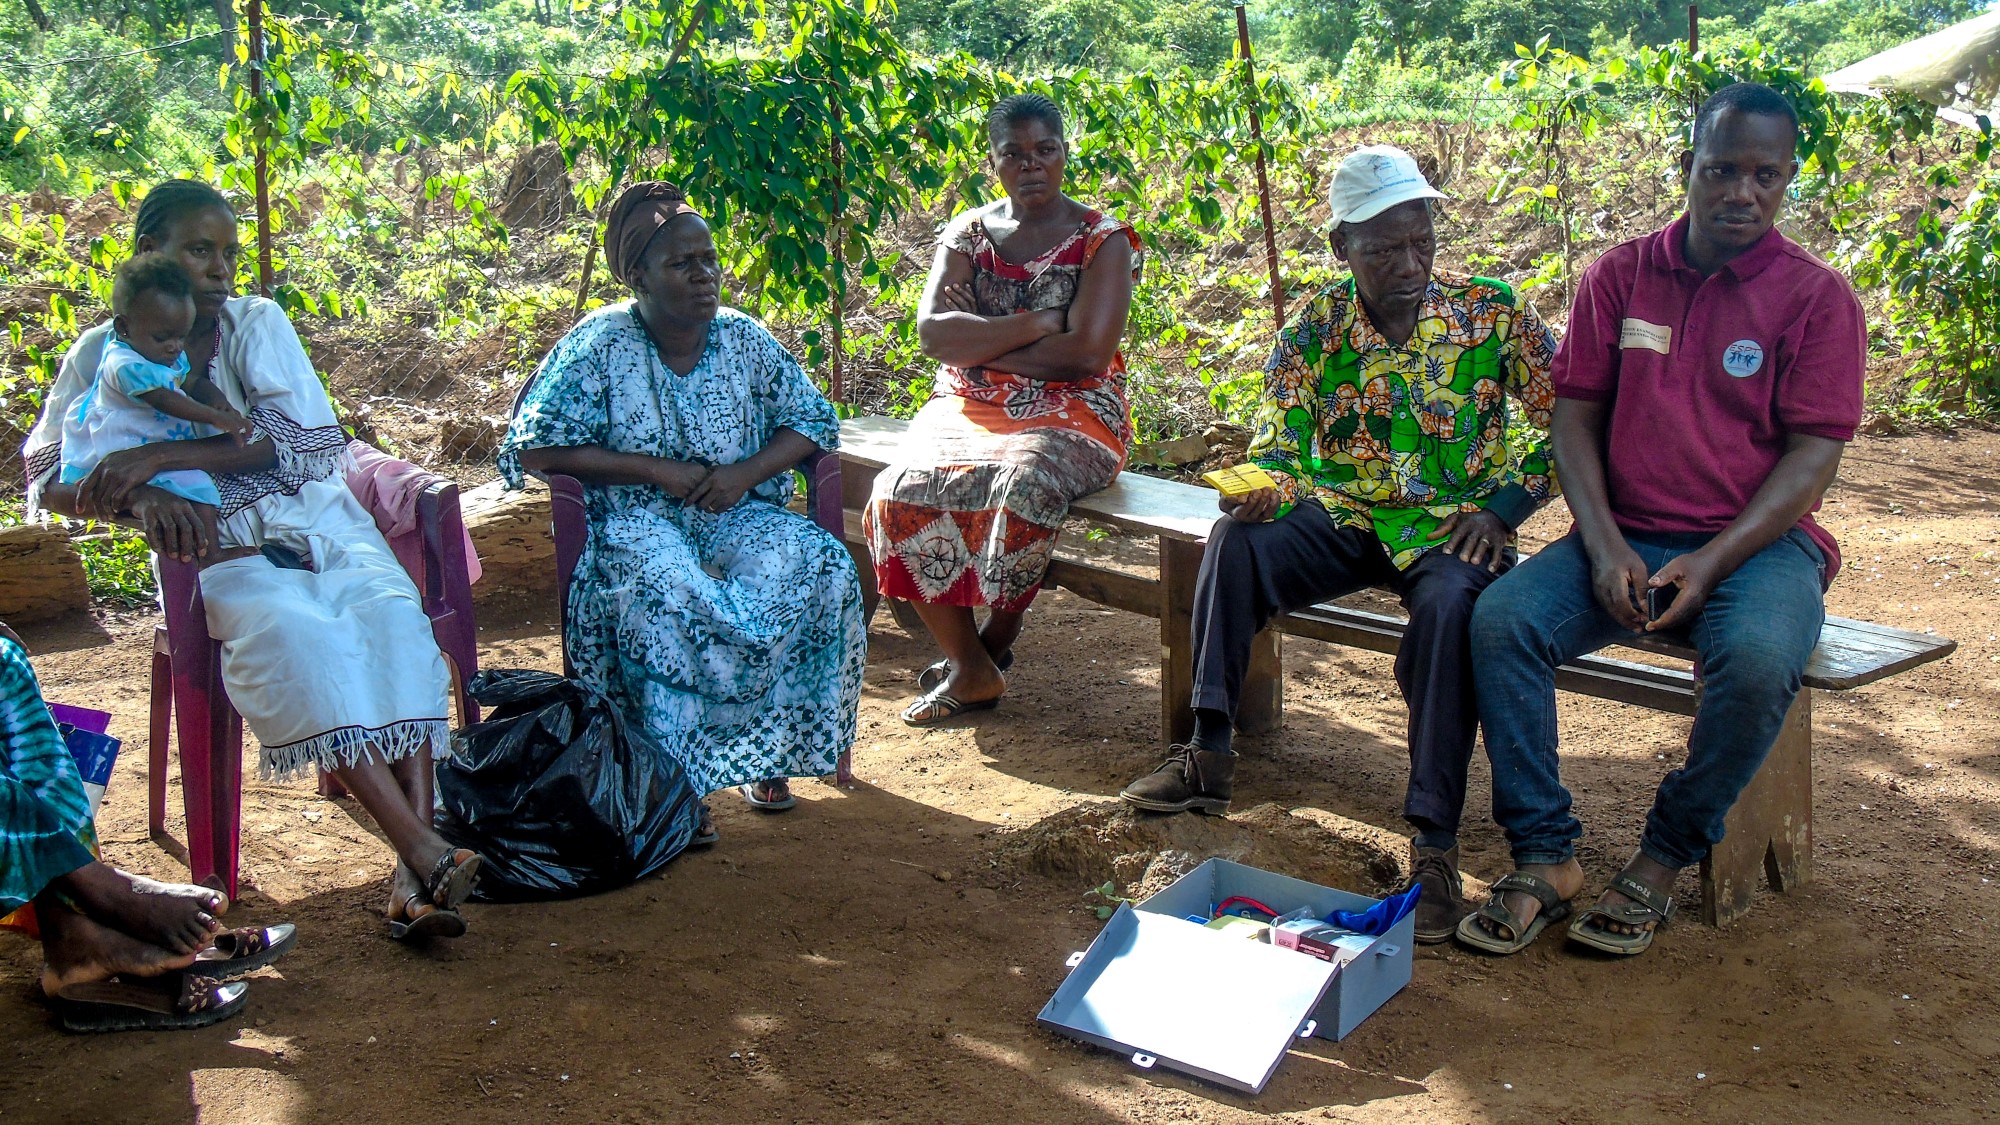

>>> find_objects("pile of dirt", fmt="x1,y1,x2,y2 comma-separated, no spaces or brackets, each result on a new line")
995,800,1408,900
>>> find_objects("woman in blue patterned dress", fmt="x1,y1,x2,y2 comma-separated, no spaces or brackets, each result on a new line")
499,182,864,845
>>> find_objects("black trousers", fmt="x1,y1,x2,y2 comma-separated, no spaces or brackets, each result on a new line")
1188,502,1512,835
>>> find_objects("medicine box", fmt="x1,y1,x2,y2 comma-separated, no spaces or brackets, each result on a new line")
1037,858,1415,1094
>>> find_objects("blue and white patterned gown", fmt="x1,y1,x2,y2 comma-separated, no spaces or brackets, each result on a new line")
499,304,864,795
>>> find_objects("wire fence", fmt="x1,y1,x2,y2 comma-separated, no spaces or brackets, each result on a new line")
2,30,1661,505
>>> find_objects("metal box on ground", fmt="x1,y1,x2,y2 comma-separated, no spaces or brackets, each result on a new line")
1036,858,1414,1095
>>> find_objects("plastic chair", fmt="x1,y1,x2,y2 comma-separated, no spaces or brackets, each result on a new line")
148,462,480,897
548,449,854,783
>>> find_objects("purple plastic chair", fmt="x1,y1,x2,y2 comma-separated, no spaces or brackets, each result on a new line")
548,450,854,784
148,459,480,897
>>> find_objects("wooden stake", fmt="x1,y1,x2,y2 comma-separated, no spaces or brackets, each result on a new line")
829,99,846,403
1688,4,1701,129
1234,3,1285,329
570,0,712,318
248,0,274,296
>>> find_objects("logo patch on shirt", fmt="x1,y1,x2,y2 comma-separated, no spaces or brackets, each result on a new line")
1619,318,1672,354
1721,339,1765,378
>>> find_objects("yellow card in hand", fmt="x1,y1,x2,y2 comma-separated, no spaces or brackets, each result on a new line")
1201,463,1277,497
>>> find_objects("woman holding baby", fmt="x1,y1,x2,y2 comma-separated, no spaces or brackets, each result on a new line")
21,179,485,942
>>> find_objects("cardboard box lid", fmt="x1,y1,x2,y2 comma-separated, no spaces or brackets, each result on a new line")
1036,903,1341,1094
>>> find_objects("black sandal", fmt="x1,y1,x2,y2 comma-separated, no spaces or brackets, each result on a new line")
423,848,484,913
1567,871,1676,955
689,803,720,848
1454,871,1575,955
388,864,467,942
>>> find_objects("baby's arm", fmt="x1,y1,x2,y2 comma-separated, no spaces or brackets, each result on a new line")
136,385,255,442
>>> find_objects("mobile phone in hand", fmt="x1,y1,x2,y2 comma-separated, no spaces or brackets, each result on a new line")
1645,584,1678,622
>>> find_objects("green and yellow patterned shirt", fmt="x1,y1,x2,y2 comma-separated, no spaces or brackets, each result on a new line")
1248,271,1559,569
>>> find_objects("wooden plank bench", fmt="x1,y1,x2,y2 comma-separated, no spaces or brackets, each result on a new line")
834,415,1957,925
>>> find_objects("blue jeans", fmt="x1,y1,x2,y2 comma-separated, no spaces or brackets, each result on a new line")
1471,529,1826,870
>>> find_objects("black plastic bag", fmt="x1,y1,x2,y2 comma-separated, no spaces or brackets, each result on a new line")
437,668,700,902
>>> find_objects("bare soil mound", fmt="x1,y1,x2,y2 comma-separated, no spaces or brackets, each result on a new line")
997,800,1408,900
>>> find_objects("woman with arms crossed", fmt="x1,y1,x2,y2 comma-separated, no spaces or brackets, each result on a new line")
866,93,1140,725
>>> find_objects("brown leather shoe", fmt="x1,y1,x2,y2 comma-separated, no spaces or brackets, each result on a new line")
1407,842,1470,944
1119,744,1234,814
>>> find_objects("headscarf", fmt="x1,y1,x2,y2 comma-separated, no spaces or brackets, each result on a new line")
604,181,701,287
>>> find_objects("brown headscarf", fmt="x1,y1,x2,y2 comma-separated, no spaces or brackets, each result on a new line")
603,180,702,287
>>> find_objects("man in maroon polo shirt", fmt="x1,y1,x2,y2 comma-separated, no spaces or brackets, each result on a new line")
1455,83,1866,956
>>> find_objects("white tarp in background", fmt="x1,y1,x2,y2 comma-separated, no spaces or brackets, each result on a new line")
1822,9,2000,128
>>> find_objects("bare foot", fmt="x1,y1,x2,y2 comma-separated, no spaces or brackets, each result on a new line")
118,870,231,916
385,863,435,929
934,661,1005,706
38,904,198,998
746,778,792,805
57,863,223,955
1592,852,1679,936
1475,858,1586,942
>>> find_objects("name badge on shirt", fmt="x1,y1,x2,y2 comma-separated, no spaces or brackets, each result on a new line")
1619,318,1672,354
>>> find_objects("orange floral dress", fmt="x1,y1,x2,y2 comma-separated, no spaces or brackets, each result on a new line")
865,208,1140,613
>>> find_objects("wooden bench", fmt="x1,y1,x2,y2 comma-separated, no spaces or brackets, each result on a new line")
834,416,1957,925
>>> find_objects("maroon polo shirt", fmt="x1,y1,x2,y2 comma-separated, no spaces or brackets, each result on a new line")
1553,215,1865,577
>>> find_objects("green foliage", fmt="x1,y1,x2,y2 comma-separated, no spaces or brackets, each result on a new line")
18,23,158,151
1848,118,2000,408
1627,42,1849,174
1083,879,1131,920
75,524,157,606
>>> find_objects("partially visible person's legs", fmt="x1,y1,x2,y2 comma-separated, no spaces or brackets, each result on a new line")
0,630,246,1023
867,408,1120,725
907,601,1006,709
976,608,1026,665
1461,532,1630,947
1387,546,1510,941
1574,531,1825,948
332,747,480,938
1122,504,1390,813
53,864,221,955
35,885,200,996
1,633,223,952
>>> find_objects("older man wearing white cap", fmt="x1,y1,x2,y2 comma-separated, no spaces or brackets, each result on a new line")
1120,145,1561,943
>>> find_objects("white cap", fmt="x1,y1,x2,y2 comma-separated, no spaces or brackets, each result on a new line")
1327,145,1448,227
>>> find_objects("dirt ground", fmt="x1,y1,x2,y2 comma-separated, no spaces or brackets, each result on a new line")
1,429,1996,1124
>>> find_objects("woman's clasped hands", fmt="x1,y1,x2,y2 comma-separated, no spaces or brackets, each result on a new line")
652,457,760,514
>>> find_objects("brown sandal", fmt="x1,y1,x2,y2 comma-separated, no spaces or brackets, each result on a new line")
53,971,249,1033
192,923,298,980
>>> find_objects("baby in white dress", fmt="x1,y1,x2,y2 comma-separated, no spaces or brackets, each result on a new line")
60,254,254,508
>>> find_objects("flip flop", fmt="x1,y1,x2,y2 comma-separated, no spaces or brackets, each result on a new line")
689,803,720,848
900,687,1001,728
52,971,249,1033
917,650,1015,691
739,780,797,811
422,848,484,913
388,893,467,942
1567,871,1676,956
192,924,297,980
1454,871,1575,955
